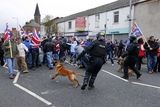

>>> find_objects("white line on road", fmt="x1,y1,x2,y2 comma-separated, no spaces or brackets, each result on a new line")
102,69,129,82
13,71,20,84
102,69,160,90
3,67,20,84
14,83,53,106
132,82,160,89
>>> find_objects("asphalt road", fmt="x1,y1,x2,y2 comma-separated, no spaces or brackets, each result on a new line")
0,61,160,107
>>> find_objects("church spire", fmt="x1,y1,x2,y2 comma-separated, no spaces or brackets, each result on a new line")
34,3,41,16
34,3,41,24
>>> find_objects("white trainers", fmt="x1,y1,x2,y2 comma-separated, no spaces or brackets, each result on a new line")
23,70,29,73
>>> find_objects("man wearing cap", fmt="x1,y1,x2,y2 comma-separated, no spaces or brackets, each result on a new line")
77,32,106,90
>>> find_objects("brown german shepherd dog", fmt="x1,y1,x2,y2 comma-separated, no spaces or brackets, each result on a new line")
117,57,135,76
51,61,80,88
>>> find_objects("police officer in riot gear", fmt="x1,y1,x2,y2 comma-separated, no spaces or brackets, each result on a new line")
122,36,142,79
77,32,106,90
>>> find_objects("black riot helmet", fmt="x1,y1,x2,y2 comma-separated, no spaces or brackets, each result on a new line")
129,36,137,43
96,32,105,40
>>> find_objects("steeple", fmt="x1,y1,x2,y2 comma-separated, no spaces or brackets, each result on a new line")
34,3,41,16
34,3,41,24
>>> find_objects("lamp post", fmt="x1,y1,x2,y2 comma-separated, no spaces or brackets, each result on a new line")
104,24,107,41
12,17,18,30
128,0,132,37
12,17,19,37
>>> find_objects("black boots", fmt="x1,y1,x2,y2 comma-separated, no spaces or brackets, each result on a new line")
137,73,142,79
81,84,87,90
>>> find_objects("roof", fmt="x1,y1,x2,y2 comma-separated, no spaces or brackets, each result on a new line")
24,20,40,27
34,3,41,16
56,0,139,23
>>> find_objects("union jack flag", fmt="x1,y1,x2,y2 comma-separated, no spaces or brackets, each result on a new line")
3,23,12,43
19,25,26,37
29,28,41,48
131,22,143,37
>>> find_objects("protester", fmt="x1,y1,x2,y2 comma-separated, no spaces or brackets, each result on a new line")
2,35,18,79
144,36,159,74
44,38,54,69
0,38,4,66
106,39,114,66
136,38,145,70
16,38,29,73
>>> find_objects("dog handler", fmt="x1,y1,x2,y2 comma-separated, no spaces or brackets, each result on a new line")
122,36,142,79
77,32,106,90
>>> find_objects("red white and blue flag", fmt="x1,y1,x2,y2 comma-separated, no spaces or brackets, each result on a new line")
3,23,12,43
29,28,41,48
131,22,143,37
19,25,26,37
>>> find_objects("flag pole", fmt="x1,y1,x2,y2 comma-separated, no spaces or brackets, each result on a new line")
129,0,132,37
9,39,13,58
134,22,150,47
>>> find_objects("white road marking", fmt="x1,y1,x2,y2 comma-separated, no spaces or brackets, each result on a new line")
2,66,55,106
132,82,160,89
14,83,53,106
13,71,20,84
102,69,160,90
3,67,20,84
102,69,129,82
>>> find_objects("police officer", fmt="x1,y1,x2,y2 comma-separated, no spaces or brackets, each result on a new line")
77,32,106,90
122,36,142,79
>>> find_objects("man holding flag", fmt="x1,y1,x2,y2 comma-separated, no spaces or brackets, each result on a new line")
144,36,159,74
29,28,41,69
2,23,18,79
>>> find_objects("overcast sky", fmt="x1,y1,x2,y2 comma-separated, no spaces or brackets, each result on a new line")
0,0,117,33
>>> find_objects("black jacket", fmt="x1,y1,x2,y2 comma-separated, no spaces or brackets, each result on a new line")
77,40,106,61
144,41,159,56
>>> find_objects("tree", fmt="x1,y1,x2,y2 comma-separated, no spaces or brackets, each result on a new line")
42,15,58,35
42,15,53,23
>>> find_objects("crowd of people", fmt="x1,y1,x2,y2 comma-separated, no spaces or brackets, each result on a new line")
0,32,160,89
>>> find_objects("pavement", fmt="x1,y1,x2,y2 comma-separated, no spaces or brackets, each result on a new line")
0,61,160,107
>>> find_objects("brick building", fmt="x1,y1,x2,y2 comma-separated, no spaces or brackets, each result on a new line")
23,3,41,34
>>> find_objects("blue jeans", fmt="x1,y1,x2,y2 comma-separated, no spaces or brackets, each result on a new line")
6,58,15,75
46,52,53,69
107,51,114,64
53,52,59,60
26,52,32,68
147,54,157,72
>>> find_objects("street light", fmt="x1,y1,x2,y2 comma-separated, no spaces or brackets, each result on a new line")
12,17,19,37
12,17,19,31
128,0,132,37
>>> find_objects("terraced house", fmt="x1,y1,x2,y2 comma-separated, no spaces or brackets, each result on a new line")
44,0,160,40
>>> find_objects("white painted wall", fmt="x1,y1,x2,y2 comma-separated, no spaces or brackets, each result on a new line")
40,25,46,37
57,6,130,37
107,7,129,29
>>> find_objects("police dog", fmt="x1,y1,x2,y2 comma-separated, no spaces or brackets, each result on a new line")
117,57,135,76
51,61,80,88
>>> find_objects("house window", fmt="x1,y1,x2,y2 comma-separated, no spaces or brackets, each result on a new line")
95,14,100,22
95,14,100,28
114,11,119,23
68,21,72,29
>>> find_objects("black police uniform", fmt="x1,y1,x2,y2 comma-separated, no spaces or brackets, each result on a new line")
77,37,106,90
122,36,141,79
